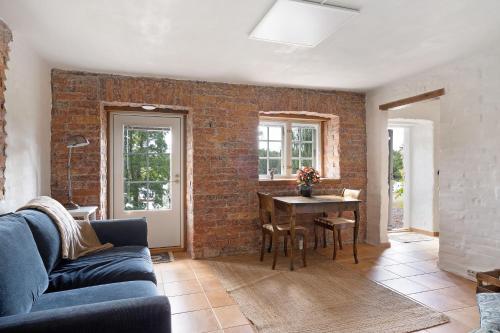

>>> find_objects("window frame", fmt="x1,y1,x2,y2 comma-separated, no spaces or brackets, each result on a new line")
258,118,322,179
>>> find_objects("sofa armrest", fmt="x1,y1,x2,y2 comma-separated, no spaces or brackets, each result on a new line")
91,218,148,247
0,296,170,333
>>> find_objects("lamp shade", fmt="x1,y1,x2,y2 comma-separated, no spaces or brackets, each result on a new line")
66,135,89,148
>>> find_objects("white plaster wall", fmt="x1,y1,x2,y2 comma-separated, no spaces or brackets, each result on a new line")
0,34,51,213
366,45,500,278
409,122,435,232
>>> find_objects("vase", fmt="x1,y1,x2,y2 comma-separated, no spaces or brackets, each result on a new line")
299,184,312,197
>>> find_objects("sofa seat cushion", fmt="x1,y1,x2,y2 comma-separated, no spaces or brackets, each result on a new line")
17,209,62,273
48,246,156,292
477,293,500,331
31,280,159,312
0,213,48,316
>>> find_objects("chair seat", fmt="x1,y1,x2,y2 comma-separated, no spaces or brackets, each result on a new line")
262,224,307,232
315,217,355,227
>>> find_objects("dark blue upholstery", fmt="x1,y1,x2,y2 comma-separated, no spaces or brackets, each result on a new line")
0,214,48,316
0,296,171,333
32,281,158,312
0,210,170,333
17,209,61,273
48,246,156,291
91,218,148,247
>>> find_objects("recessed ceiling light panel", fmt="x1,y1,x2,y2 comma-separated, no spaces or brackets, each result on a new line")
249,0,359,48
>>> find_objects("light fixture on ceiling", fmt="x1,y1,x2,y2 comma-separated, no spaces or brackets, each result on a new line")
142,105,157,111
249,0,359,48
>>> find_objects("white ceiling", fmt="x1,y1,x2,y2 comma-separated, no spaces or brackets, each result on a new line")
1,0,500,91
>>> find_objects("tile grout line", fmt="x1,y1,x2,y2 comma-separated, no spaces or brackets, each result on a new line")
190,262,225,332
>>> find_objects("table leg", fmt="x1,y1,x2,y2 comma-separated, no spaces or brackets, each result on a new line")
353,203,360,264
289,205,296,271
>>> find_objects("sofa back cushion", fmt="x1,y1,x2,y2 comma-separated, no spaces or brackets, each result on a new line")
18,209,61,273
0,213,48,317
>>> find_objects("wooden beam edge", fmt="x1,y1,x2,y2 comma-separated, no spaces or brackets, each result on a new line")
379,88,445,111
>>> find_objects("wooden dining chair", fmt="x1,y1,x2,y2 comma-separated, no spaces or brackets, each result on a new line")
257,192,307,270
314,189,361,263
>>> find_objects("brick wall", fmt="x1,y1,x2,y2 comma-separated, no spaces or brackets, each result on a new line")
0,21,12,200
51,69,366,258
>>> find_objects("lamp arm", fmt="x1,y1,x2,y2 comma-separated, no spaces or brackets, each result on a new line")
67,147,73,204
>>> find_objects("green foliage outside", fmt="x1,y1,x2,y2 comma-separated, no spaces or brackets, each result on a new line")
392,147,404,199
123,128,171,210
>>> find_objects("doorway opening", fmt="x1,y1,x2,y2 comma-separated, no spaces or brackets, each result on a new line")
386,105,439,238
388,126,407,231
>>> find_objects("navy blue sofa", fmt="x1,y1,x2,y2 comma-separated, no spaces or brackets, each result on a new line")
0,210,171,333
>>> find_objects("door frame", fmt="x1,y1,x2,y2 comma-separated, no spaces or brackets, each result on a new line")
107,110,186,251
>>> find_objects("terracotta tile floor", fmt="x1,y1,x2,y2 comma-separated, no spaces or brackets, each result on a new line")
155,234,479,333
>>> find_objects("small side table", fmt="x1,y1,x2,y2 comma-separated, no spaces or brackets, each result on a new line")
68,206,98,222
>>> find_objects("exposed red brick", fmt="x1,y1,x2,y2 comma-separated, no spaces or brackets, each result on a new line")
0,20,12,200
51,69,367,258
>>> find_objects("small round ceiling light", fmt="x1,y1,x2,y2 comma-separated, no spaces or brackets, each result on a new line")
142,105,157,111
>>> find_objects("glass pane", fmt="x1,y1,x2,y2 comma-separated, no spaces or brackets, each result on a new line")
148,182,171,209
269,159,281,174
301,128,314,141
147,129,170,154
301,143,313,158
259,159,267,175
124,154,147,181
123,126,172,211
268,126,282,141
148,154,170,182
268,142,282,158
124,182,148,211
258,141,267,157
125,128,149,154
292,159,300,174
301,159,313,168
258,126,267,140
292,127,300,141
292,143,300,158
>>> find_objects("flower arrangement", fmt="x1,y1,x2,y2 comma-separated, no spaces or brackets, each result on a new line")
296,167,321,186
296,167,320,197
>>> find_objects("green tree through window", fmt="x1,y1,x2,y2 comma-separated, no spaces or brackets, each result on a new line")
123,126,171,210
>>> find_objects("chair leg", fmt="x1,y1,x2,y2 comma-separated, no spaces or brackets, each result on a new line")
323,227,327,248
302,233,307,267
272,234,279,270
337,228,343,250
353,227,359,264
284,235,288,257
332,227,338,260
314,223,318,250
260,231,266,261
267,236,272,253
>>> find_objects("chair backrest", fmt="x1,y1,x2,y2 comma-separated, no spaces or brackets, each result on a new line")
257,192,276,227
342,189,361,200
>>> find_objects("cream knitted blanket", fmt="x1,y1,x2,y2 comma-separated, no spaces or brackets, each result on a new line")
18,196,113,259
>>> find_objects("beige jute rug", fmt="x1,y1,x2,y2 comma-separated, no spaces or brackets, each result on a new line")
208,254,449,333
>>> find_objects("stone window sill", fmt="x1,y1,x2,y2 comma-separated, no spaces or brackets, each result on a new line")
258,178,340,185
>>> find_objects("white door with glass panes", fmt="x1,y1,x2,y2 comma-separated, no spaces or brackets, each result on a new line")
110,113,183,248
259,120,321,178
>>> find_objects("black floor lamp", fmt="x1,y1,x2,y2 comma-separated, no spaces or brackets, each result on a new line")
64,135,89,210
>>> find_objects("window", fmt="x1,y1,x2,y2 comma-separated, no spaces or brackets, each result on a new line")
258,119,321,178
123,126,172,210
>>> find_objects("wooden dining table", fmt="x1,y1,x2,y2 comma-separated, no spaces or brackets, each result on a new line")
272,195,361,271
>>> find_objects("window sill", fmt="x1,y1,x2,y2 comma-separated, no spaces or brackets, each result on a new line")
258,178,340,185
